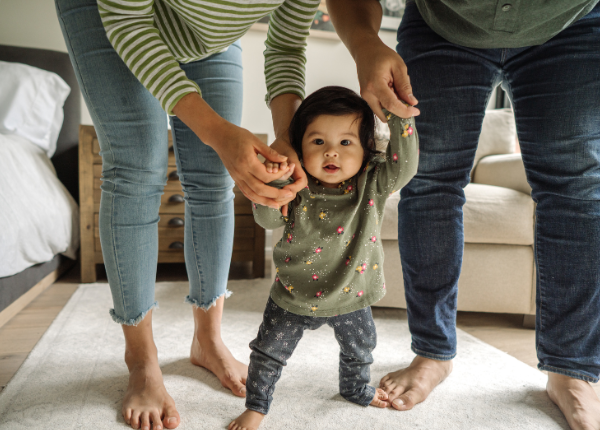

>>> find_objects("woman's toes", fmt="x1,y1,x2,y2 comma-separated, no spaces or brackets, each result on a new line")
162,406,180,429
123,408,133,425
131,411,141,429
229,380,246,397
141,412,151,430
151,411,163,430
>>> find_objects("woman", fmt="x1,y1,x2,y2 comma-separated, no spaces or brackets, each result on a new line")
55,0,314,428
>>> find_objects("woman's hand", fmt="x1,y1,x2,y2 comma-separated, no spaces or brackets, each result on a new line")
172,92,295,209
212,124,297,209
269,136,306,217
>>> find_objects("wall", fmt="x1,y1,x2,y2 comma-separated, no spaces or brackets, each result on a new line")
240,29,398,141
0,0,397,141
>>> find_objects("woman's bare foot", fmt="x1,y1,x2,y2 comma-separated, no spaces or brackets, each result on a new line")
380,355,453,411
370,388,391,408
123,358,181,430
547,372,600,430
190,297,248,397
228,409,265,430
121,311,180,430
190,336,248,397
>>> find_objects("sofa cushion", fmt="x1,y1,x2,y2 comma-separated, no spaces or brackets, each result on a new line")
474,153,532,195
473,108,516,169
381,184,534,246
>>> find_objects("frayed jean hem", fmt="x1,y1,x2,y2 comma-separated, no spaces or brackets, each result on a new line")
539,364,599,383
109,301,159,326
185,290,233,310
412,346,456,361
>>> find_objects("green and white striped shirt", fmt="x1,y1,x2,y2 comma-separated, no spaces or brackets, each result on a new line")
98,0,320,114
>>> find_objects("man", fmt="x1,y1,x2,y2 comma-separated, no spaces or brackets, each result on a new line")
326,1,600,429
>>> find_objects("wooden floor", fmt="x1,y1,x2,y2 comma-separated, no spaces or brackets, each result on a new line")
1,262,598,398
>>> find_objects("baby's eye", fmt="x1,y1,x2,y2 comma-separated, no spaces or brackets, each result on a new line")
314,138,324,145
341,140,351,146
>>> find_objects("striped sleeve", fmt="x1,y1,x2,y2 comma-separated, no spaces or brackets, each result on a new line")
97,0,201,115
264,0,320,106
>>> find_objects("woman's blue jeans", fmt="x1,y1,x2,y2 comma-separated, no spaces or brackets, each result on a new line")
397,1,600,382
55,0,243,325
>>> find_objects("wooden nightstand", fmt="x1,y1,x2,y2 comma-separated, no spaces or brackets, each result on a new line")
78,125,265,282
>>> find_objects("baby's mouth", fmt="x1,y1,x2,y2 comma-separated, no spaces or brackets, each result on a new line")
323,164,339,173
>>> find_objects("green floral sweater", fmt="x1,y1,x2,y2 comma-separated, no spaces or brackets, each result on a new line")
253,112,419,316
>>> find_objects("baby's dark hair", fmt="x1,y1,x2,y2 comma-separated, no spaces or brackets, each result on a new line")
288,86,377,164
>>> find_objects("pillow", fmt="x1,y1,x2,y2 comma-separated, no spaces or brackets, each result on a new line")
0,61,71,157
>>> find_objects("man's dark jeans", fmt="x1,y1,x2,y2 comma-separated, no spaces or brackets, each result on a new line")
397,1,600,382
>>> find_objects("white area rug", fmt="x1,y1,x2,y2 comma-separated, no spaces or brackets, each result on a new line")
0,279,567,429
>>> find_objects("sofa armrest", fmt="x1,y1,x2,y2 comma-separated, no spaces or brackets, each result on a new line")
473,153,532,196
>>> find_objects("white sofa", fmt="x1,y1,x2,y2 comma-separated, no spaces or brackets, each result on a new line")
272,109,536,325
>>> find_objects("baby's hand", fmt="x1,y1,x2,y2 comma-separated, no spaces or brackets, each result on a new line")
370,388,391,408
265,159,288,173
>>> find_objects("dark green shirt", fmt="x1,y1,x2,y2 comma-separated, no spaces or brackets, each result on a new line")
253,112,419,317
415,0,599,48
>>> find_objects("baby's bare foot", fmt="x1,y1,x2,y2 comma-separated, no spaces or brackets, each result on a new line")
190,337,248,397
547,373,600,430
228,409,265,430
122,359,180,430
370,388,391,408
380,355,453,411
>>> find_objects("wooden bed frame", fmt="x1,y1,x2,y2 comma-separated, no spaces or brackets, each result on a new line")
0,45,81,328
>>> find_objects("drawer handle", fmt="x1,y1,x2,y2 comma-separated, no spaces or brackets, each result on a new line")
168,171,179,181
168,217,184,227
169,241,184,250
168,194,184,204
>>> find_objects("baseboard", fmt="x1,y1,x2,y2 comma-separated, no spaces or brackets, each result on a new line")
0,260,73,329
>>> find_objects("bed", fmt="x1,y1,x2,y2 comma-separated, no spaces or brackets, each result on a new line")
0,45,81,327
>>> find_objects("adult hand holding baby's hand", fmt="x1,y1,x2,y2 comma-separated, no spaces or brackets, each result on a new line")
171,92,295,209
269,136,306,217
355,42,420,122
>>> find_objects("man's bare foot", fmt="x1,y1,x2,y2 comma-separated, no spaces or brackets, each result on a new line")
547,372,600,430
123,356,181,430
190,336,248,397
380,355,453,411
228,409,265,430
370,388,391,408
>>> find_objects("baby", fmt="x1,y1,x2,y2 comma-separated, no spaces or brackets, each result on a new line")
229,86,419,430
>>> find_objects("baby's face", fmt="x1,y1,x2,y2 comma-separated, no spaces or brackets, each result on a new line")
301,114,365,188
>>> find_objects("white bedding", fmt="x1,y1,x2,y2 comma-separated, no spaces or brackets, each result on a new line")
0,133,79,277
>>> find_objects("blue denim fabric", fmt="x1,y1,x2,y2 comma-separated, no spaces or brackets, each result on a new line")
397,1,600,382
246,298,377,414
55,0,243,325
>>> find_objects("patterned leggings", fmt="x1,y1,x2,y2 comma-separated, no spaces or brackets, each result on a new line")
246,298,377,414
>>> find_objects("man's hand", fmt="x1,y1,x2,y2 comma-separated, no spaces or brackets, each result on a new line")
355,42,421,121
326,0,420,122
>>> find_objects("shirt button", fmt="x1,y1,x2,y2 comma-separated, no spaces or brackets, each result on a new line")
502,4,512,11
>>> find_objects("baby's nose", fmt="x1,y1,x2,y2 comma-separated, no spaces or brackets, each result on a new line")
325,150,338,157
